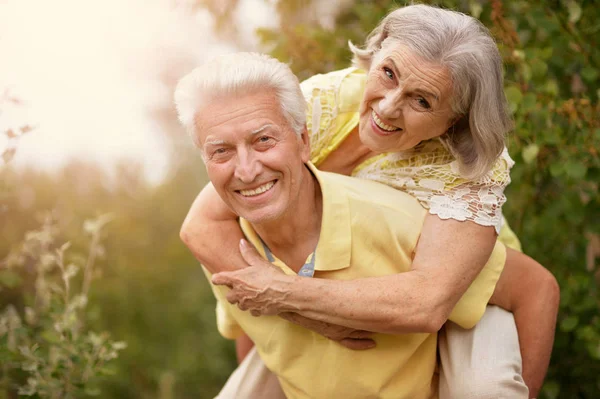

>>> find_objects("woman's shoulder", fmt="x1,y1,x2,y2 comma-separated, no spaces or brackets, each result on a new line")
302,67,366,165
353,139,515,232
301,67,366,113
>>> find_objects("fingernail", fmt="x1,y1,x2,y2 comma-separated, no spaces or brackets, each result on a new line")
239,239,248,249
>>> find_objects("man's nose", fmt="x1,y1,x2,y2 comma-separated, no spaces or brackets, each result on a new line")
234,150,262,184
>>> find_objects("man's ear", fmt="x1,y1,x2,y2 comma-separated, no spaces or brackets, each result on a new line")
299,126,311,163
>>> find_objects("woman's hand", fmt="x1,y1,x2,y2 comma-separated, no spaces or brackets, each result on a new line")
213,240,376,349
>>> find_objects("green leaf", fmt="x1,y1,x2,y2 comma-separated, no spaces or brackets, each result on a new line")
41,330,61,344
0,270,22,288
505,86,523,113
521,93,537,113
564,161,587,179
84,387,101,396
566,0,582,24
542,380,561,399
581,67,599,83
530,59,548,79
469,1,482,19
522,144,540,164
550,163,563,177
545,80,559,96
539,47,553,60
561,315,579,332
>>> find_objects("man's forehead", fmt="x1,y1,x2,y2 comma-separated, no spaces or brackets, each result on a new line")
195,91,288,144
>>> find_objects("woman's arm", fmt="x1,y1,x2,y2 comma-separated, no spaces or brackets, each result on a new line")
214,216,497,333
182,183,377,345
180,182,247,274
489,248,560,398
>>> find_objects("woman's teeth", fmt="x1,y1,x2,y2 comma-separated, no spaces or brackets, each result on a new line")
372,110,400,132
240,181,275,197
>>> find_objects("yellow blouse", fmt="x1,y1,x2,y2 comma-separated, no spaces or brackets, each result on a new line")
300,67,521,249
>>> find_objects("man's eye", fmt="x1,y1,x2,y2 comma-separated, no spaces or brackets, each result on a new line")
256,136,274,146
383,67,394,80
213,148,228,156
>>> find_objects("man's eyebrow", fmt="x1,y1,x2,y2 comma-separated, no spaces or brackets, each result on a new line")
250,124,274,135
204,139,226,146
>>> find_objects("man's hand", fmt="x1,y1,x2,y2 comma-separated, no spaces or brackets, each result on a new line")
212,239,300,316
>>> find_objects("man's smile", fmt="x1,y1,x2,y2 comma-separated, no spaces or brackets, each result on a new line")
237,180,277,197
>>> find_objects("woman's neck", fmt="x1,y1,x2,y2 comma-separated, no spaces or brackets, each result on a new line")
317,126,378,176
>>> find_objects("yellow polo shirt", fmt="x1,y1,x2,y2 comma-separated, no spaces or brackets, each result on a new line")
207,163,506,399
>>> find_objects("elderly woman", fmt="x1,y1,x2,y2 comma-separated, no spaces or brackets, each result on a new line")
179,5,559,398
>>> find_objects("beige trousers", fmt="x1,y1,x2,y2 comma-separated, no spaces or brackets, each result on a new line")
216,306,529,399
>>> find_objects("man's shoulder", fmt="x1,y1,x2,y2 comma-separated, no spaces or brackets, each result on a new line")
318,170,427,218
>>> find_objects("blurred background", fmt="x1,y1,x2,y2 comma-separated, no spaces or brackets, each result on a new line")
0,0,598,398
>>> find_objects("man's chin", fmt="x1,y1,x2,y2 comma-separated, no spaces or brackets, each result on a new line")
236,208,281,225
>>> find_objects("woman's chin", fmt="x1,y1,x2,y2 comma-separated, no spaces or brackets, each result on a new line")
360,127,396,152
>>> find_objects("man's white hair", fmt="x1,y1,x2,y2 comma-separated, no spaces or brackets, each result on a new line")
350,4,512,179
174,52,306,146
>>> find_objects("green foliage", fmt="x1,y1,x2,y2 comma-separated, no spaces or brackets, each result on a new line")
1,125,126,397
0,157,235,398
259,0,600,397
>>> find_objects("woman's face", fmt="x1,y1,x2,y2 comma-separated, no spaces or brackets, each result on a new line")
359,43,457,153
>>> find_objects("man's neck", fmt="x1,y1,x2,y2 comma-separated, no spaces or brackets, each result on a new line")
252,165,323,272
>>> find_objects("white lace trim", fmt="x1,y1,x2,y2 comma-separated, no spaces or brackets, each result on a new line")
353,147,514,234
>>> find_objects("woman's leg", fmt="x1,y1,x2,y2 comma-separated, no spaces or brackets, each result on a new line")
215,346,286,399
438,305,529,399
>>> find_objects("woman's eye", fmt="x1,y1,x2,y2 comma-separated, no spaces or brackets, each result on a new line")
417,97,431,109
383,67,394,80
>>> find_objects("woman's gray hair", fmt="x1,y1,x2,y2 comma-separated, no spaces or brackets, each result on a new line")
174,52,306,146
350,4,512,179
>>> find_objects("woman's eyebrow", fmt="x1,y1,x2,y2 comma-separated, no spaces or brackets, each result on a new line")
414,88,438,101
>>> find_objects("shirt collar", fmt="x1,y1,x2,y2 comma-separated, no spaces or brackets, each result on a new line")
239,162,352,273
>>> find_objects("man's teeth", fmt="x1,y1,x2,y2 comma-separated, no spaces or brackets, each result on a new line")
240,181,275,197
372,110,400,132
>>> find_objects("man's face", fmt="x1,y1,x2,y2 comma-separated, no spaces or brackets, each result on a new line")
194,90,310,225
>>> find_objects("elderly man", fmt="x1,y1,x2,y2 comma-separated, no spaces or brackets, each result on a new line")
175,53,553,398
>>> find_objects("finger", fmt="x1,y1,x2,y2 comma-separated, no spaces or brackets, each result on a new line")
212,272,233,288
239,239,267,267
346,330,374,339
225,290,239,305
339,338,376,351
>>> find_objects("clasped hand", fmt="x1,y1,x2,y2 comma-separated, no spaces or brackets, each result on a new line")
211,239,376,350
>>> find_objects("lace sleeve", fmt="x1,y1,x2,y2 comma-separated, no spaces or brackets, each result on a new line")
300,68,363,165
353,143,515,234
